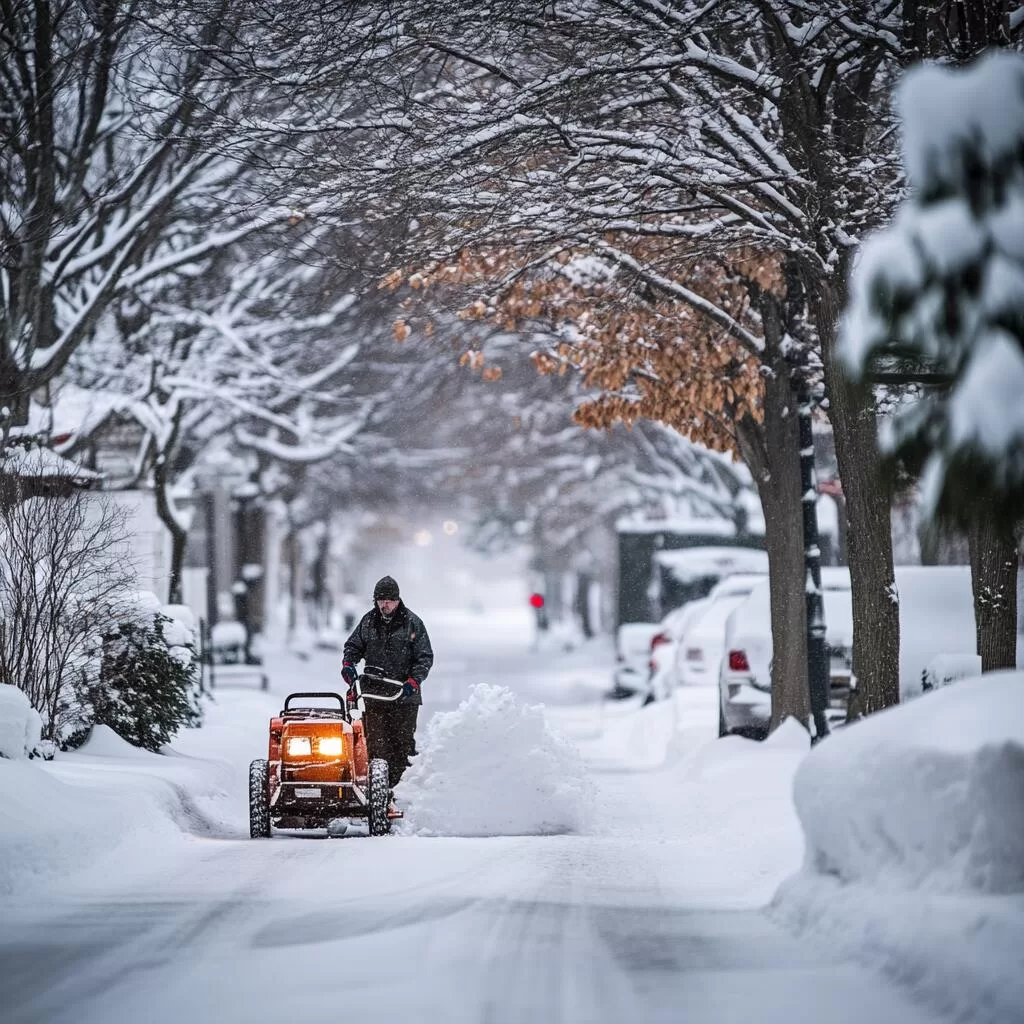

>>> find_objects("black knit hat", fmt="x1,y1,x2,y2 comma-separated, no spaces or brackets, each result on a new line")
373,576,400,601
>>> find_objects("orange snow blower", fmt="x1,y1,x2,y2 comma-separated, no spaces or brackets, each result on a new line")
249,671,405,838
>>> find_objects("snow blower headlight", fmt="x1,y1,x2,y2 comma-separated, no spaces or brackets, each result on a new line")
317,736,343,757
285,736,312,757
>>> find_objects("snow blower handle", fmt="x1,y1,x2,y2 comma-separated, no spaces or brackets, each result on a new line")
356,670,406,703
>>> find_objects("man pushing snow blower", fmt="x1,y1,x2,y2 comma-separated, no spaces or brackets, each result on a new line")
342,576,433,810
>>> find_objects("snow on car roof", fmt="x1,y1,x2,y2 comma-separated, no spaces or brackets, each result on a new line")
654,546,769,584
709,572,768,598
617,514,738,536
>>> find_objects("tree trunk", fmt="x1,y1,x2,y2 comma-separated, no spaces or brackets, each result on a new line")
576,572,594,638
153,458,187,606
287,517,300,639
968,517,1019,672
814,276,901,718
735,355,809,731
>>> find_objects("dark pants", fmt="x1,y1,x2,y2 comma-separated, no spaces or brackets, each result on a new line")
363,704,419,789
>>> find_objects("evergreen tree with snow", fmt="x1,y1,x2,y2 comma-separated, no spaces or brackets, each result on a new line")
89,613,201,752
843,51,1024,669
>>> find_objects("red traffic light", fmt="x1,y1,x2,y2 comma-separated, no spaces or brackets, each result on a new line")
529,592,545,609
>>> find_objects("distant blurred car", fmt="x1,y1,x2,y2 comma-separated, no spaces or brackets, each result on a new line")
651,546,769,618
718,568,853,738
674,573,767,689
611,621,661,698
645,603,700,700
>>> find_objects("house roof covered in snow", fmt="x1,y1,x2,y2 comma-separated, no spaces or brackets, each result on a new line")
20,384,143,452
0,445,100,482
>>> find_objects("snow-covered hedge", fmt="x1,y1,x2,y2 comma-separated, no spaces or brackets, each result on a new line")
0,684,43,759
397,683,593,836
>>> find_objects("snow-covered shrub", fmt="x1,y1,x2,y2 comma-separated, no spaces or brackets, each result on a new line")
85,611,201,752
842,52,1024,527
397,683,593,836
0,684,42,759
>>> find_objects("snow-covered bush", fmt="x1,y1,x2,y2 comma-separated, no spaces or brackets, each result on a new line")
0,684,42,759
84,611,201,752
842,52,1024,526
397,683,593,836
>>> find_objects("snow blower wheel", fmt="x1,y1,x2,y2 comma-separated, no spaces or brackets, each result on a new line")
367,757,392,836
249,758,271,838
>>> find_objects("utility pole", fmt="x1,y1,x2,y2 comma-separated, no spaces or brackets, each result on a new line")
795,372,831,742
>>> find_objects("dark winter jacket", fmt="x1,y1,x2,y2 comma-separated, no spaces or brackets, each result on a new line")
342,601,433,705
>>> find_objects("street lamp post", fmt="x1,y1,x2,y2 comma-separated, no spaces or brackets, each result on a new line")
795,373,831,742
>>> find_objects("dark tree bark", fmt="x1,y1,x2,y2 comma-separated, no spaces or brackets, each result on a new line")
575,572,594,638
152,418,188,607
968,517,1019,672
815,276,901,718
735,339,809,732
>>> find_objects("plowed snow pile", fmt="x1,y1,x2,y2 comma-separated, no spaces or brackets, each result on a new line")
397,684,593,836
774,671,1024,1024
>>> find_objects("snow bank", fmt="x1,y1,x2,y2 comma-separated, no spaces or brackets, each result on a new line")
77,723,159,759
0,756,181,897
398,684,593,836
0,702,257,898
793,672,1024,892
0,684,42,759
774,672,1024,1024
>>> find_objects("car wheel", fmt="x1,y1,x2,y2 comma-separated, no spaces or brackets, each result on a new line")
717,696,729,738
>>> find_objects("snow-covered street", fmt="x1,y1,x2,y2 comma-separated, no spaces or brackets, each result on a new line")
1,612,937,1024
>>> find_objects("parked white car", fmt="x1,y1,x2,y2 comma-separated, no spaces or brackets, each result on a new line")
674,574,767,688
646,602,703,700
719,568,853,738
611,621,661,698
652,546,769,614
718,564,980,737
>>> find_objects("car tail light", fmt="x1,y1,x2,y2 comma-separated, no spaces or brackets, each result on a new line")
728,650,750,672
685,647,703,662
650,631,669,651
